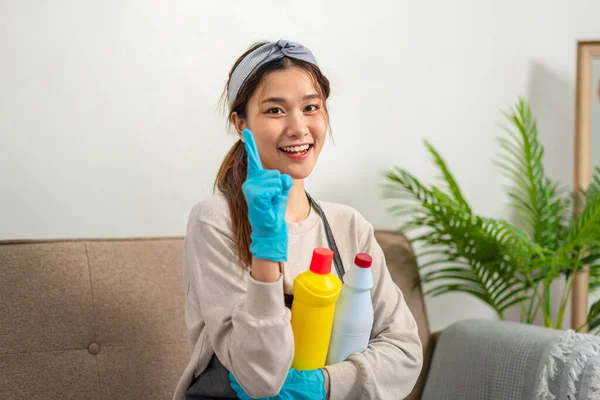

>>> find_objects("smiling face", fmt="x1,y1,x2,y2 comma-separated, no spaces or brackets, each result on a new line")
232,66,328,180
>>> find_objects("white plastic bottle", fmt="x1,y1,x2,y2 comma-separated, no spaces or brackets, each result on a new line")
326,253,374,365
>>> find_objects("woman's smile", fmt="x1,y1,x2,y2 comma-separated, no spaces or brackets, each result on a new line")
278,143,314,160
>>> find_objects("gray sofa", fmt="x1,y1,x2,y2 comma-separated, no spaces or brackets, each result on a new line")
1,232,599,399
422,318,600,399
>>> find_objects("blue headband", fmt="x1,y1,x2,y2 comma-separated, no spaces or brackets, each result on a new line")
227,40,319,110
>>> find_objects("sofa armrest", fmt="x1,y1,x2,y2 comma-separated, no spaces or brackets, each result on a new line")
421,319,600,400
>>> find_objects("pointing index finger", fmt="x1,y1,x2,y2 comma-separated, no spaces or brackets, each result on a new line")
243,129,263,176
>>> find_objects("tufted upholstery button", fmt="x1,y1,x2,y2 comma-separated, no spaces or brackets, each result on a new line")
88,342,100,355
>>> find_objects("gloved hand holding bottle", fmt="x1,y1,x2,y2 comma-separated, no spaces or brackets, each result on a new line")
229,368,326,400
241,128,293,262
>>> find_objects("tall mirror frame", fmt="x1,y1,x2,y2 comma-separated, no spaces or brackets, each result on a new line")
573,40,600,332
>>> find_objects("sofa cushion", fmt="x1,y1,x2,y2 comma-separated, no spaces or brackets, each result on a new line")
0,238,189,400
97,343,189,399
0,242,98,399
85,239,190,399
85,239,187,347
0,350,102,399
0,242,95,354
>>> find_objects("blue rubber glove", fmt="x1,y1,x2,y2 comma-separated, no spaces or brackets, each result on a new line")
228,368,326,400
242,128,293,262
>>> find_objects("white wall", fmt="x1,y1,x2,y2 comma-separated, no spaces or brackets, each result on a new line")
2,0,599,332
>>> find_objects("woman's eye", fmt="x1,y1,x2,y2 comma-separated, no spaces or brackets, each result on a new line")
305,104,320,112
267,107,283,114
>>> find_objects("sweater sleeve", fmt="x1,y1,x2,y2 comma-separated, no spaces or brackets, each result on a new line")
325,220,423,400
184,219,294,398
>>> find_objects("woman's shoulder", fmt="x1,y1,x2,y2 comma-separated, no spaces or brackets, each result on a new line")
315,199,373,232
186,192,231,229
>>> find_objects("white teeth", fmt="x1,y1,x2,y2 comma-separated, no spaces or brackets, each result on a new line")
280,144,310,153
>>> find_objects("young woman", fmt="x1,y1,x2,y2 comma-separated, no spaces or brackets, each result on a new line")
174,39,423,400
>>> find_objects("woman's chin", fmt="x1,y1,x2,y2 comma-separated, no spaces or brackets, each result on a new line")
282,166,314,181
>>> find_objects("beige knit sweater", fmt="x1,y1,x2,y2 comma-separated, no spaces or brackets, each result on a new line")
173,193,423,400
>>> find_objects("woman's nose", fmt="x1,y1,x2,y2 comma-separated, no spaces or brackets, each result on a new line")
285,111,309,138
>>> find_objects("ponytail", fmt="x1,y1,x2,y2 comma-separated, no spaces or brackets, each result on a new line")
214,140,252,268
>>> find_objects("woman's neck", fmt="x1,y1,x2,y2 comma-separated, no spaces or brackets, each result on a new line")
285,179,310,223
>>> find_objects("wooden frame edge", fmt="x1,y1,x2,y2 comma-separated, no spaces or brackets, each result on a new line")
572,40,600,332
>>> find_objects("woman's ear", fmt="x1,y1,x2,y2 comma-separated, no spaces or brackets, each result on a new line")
230,112,247,141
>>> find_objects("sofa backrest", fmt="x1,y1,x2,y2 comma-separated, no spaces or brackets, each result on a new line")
0,231,430,399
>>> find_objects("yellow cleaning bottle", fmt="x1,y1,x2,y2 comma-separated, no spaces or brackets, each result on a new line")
291,247,342,370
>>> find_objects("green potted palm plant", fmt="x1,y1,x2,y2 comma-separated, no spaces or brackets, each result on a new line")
383,98,600,333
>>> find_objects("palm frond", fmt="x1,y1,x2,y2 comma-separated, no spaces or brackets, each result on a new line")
560,188,600,257
424,140,471,212
590,167,600,194
587,297,600,332
384,166,541,315
495,98,569,250
588,263,600,292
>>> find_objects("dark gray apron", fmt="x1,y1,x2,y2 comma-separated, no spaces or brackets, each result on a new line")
185,193,345,399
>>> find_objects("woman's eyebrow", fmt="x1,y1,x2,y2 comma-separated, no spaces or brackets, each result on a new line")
303,94,321,101
261,94,321,104
262,97,286,104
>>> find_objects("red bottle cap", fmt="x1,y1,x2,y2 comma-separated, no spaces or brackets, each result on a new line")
354,253,372,268
309,248,333,275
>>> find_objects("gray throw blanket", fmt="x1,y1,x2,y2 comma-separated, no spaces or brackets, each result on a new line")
421,319,600,400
